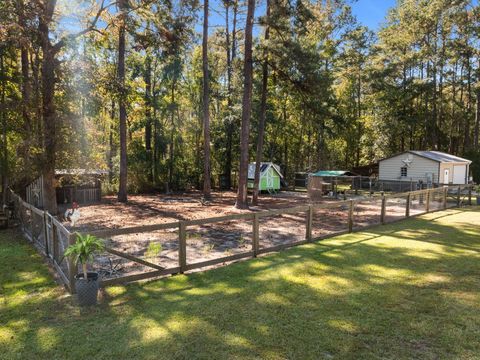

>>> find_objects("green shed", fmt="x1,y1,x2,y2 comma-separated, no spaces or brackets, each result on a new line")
247,162,283,192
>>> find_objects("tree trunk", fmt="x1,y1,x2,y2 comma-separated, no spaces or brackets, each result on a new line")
36,0,58,213
223,0,238,190
37,0,102,211
449,60,457,153
235,0,255,209
472,56,480,149
117,0,128,203
474,88,480,150
18,0,31,135
167,82,176,192
225,0,232,103
202,0,212,199
355,68,361,167
40,41,57,214
152,89,158,184
457,62,465,154
30,48,43,148
0,50,7,205
108,100,115,183
16,0,32,179
231,0,238,64
464,56,472,152
145,54,153,183
252,0,270,206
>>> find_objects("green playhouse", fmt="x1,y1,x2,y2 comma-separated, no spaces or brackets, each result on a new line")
247,162,283,193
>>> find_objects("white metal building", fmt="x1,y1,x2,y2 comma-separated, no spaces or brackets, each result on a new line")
378,151,471,185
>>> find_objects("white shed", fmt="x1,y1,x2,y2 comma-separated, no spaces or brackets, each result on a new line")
378,151,471,185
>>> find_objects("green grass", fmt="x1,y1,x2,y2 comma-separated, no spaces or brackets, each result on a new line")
1,208,480,359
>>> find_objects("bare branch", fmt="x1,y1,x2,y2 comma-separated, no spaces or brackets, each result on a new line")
52,0,114,53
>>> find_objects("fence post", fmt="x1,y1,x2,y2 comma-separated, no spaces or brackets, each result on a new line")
26,204,32,237
443,187,447,209
68,232,77,294
18,201,24,232
348,200,354,232
380,194,386,224
253,213,259,256
405,193,410,217
43,211,49,256
456,186,461,207
468,186,472,206
179,221,187,273
305,205,313,241
52,222,59,262
425,190,430,213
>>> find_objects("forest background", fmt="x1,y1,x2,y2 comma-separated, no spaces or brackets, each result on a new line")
0,0,479,210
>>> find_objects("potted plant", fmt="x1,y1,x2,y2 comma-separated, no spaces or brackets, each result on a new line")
64,233,104,306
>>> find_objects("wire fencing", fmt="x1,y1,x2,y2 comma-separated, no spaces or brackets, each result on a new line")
7,185,474,293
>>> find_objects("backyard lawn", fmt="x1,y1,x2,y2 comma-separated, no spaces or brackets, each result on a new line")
1,208,479,359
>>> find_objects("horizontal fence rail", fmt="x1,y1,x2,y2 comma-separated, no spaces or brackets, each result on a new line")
7,189,76,292
6,185,475,293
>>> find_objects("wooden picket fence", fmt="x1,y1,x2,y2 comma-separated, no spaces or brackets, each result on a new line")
7,185,474,293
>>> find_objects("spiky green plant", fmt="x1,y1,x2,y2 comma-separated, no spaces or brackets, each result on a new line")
64,233,104,280
145,242,162,258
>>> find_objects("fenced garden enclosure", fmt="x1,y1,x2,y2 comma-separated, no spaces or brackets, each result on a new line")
303,175,454,196
7,185,475,294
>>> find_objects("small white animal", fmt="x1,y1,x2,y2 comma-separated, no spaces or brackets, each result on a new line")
69,209,81,226
65,202,81,226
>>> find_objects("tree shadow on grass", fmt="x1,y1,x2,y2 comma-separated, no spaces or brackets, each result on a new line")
1,209,480,359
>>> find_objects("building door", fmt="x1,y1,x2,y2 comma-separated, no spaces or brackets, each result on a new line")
266,173,273,189
444,169,449,184
453,165,466,184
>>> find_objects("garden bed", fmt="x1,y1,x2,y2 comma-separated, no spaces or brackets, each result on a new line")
60,190,413,281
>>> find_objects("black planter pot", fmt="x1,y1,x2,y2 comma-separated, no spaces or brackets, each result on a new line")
75,272,100,306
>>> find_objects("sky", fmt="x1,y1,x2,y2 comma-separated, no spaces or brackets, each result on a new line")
350,0,396,30
204,0,398,34
57,0,398,39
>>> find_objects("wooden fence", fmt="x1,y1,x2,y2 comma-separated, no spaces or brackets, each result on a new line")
56,186,101,204
26,176,44,208
8,189,77,292
8,185,475,293
26,176,102,208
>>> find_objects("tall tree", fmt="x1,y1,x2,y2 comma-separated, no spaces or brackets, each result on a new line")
117,0,128,202
235,0,255,209
36,0,107,212
37,0,58,213
202,0,212,200
0,48,7,205
144,52,153,182
252,0,270,206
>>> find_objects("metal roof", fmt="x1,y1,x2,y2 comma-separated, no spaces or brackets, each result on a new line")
379,151,471,164
247,162,283,179
309,170,356,177
409,151,471,163
55,169,109,176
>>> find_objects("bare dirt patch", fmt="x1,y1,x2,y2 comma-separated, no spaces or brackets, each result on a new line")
61,191,414,280
63,191,314,232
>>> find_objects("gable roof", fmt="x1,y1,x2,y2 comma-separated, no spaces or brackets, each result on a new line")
247,162,283,179
379,151,471,164
409,151,471,163
310,170,357,177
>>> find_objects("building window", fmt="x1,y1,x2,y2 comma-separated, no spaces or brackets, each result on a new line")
401,167,408,177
